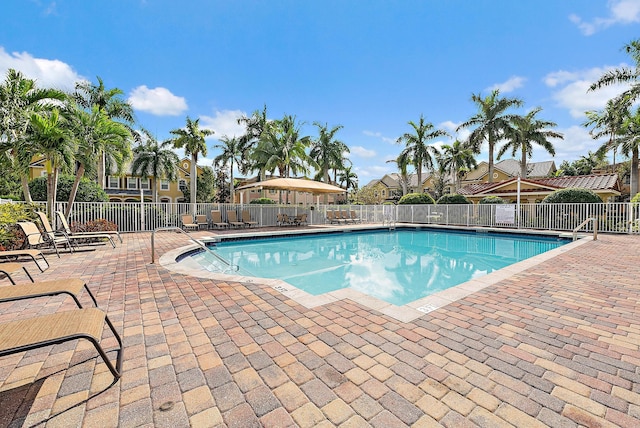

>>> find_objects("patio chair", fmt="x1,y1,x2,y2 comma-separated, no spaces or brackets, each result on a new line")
226,210,245,228
241,210,258,228
210,211,229,229
0,278,98,308
339,210,353,223
56,211,122,244
326,210,344,224
293,213,308,226
36,211,114,249
0,249,49,272
0,307,123,382
196,214,209,230
17,221,71,257
181,214,198,231
349,210,361,224
44,211,116,248
0,262,34,284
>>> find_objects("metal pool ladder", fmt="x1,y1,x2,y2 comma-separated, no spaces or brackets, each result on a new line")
150,227,239,273
572,217,598,241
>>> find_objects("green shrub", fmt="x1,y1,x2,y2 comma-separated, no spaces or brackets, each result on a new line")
398,193,435,205
0,202,41,250
479,196,507,204
29,175,108,202
541,188,602,203
437,194,471,204
631,192,640,207
71,218,118,233
249,197,276,204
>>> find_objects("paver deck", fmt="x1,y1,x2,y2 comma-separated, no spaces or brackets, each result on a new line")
0,228,639,427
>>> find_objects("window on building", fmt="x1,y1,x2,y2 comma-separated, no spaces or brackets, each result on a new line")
139,178,150,190
160,180,170,191
127,178,137,190
178,179,187,190
108,176,119,189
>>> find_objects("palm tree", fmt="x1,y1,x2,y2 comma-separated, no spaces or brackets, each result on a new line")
613,108,640,196
397,115,449,190
387,151,412,195
170,117,214,211
589,39,640,111
64,105,131,216
0,68,67,202
212,136,244,202
28,109,74,220
311,122,346,184
457,90,523,183
498,108,562,178
130,129,179,203
584,100,629,171
438,140,477,192
337,165,358,194
73,76,135,189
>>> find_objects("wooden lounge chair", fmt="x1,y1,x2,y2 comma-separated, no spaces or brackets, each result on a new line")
226,210,245,228
0,262,34,284
339,210,353,224
349,210,361,224
326,210,344,224
56,211,122,244
0,249,49,272
17,221,71,257
0,278,98,308
293,213,308,226
210,211,229,229
0,308,123,382
196,215,209,230
36,211,115,249
181,214,198,231
241,210,258,228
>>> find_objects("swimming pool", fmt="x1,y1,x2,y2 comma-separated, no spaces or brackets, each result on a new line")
189,228,570,306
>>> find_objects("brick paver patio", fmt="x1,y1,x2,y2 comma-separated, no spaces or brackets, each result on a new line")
0,229,639,427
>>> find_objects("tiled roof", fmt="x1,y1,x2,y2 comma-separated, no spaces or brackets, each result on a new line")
494,159,556,178
459,174,620,195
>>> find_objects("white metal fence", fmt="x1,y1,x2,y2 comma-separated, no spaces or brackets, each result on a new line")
42,201,640,235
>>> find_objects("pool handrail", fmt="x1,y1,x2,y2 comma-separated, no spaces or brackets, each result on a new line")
150,226,239,272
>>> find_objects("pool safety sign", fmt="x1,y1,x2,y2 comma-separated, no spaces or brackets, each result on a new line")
495,205,515,224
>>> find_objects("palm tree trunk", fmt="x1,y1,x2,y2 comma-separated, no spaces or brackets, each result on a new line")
521,146,527,178
190,154,197,214
152,178,158,203
21,175,33,203
230,165,235,203
488,137,495,183
631,147,639,197
66,163,85,218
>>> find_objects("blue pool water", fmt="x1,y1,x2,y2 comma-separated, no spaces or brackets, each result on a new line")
193,229,569,306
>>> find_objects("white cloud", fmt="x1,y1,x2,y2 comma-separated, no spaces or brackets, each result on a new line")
363,130,396,144
0,47,84,91
128,85,187,116
487,76,526,93
199,109,246,139
552,125,604,162
570,0,640,35
544,65,630,118
350,146,377,158
356,164,394,179
438,120,470,142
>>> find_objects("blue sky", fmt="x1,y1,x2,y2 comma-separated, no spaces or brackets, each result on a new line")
2,0,640,184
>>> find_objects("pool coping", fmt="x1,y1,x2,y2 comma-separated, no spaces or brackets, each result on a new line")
159,224,593,322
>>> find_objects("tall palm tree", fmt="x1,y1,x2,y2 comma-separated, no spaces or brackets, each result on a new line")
0,68,67,202
170,117,214,211
589,39,640,110
498,107,562,178
457,90,523,183
584,100,629,171
337,165,358,194
73,76,135,189
28,109,74,220
397,115,449,191
130,129,179,203
438,140,478,191
212,136,244,202
612,108,640,196
387,151,412,195
64,105,131,216
311,122,346,184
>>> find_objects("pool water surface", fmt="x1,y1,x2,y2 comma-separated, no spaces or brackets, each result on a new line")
191,229,569,306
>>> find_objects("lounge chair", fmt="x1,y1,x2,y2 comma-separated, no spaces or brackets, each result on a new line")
349,210,361,224
226,210,245,228
0,249,49,272
17,221,71,257
196,215,209,230
293,213,308,226
181,214,198,231
0,308,123,382
0,278,98,308
277,213,294,226
36,211,115,249
241,210,258,228
339,210,353,224
55,211,122,244
210,211,229,229
0,262,34,284
326,210,344,224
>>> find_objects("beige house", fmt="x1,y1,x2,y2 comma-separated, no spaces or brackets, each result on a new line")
458,174,621,203
29,156,201,203
363,173,445,203
460,159,556,187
